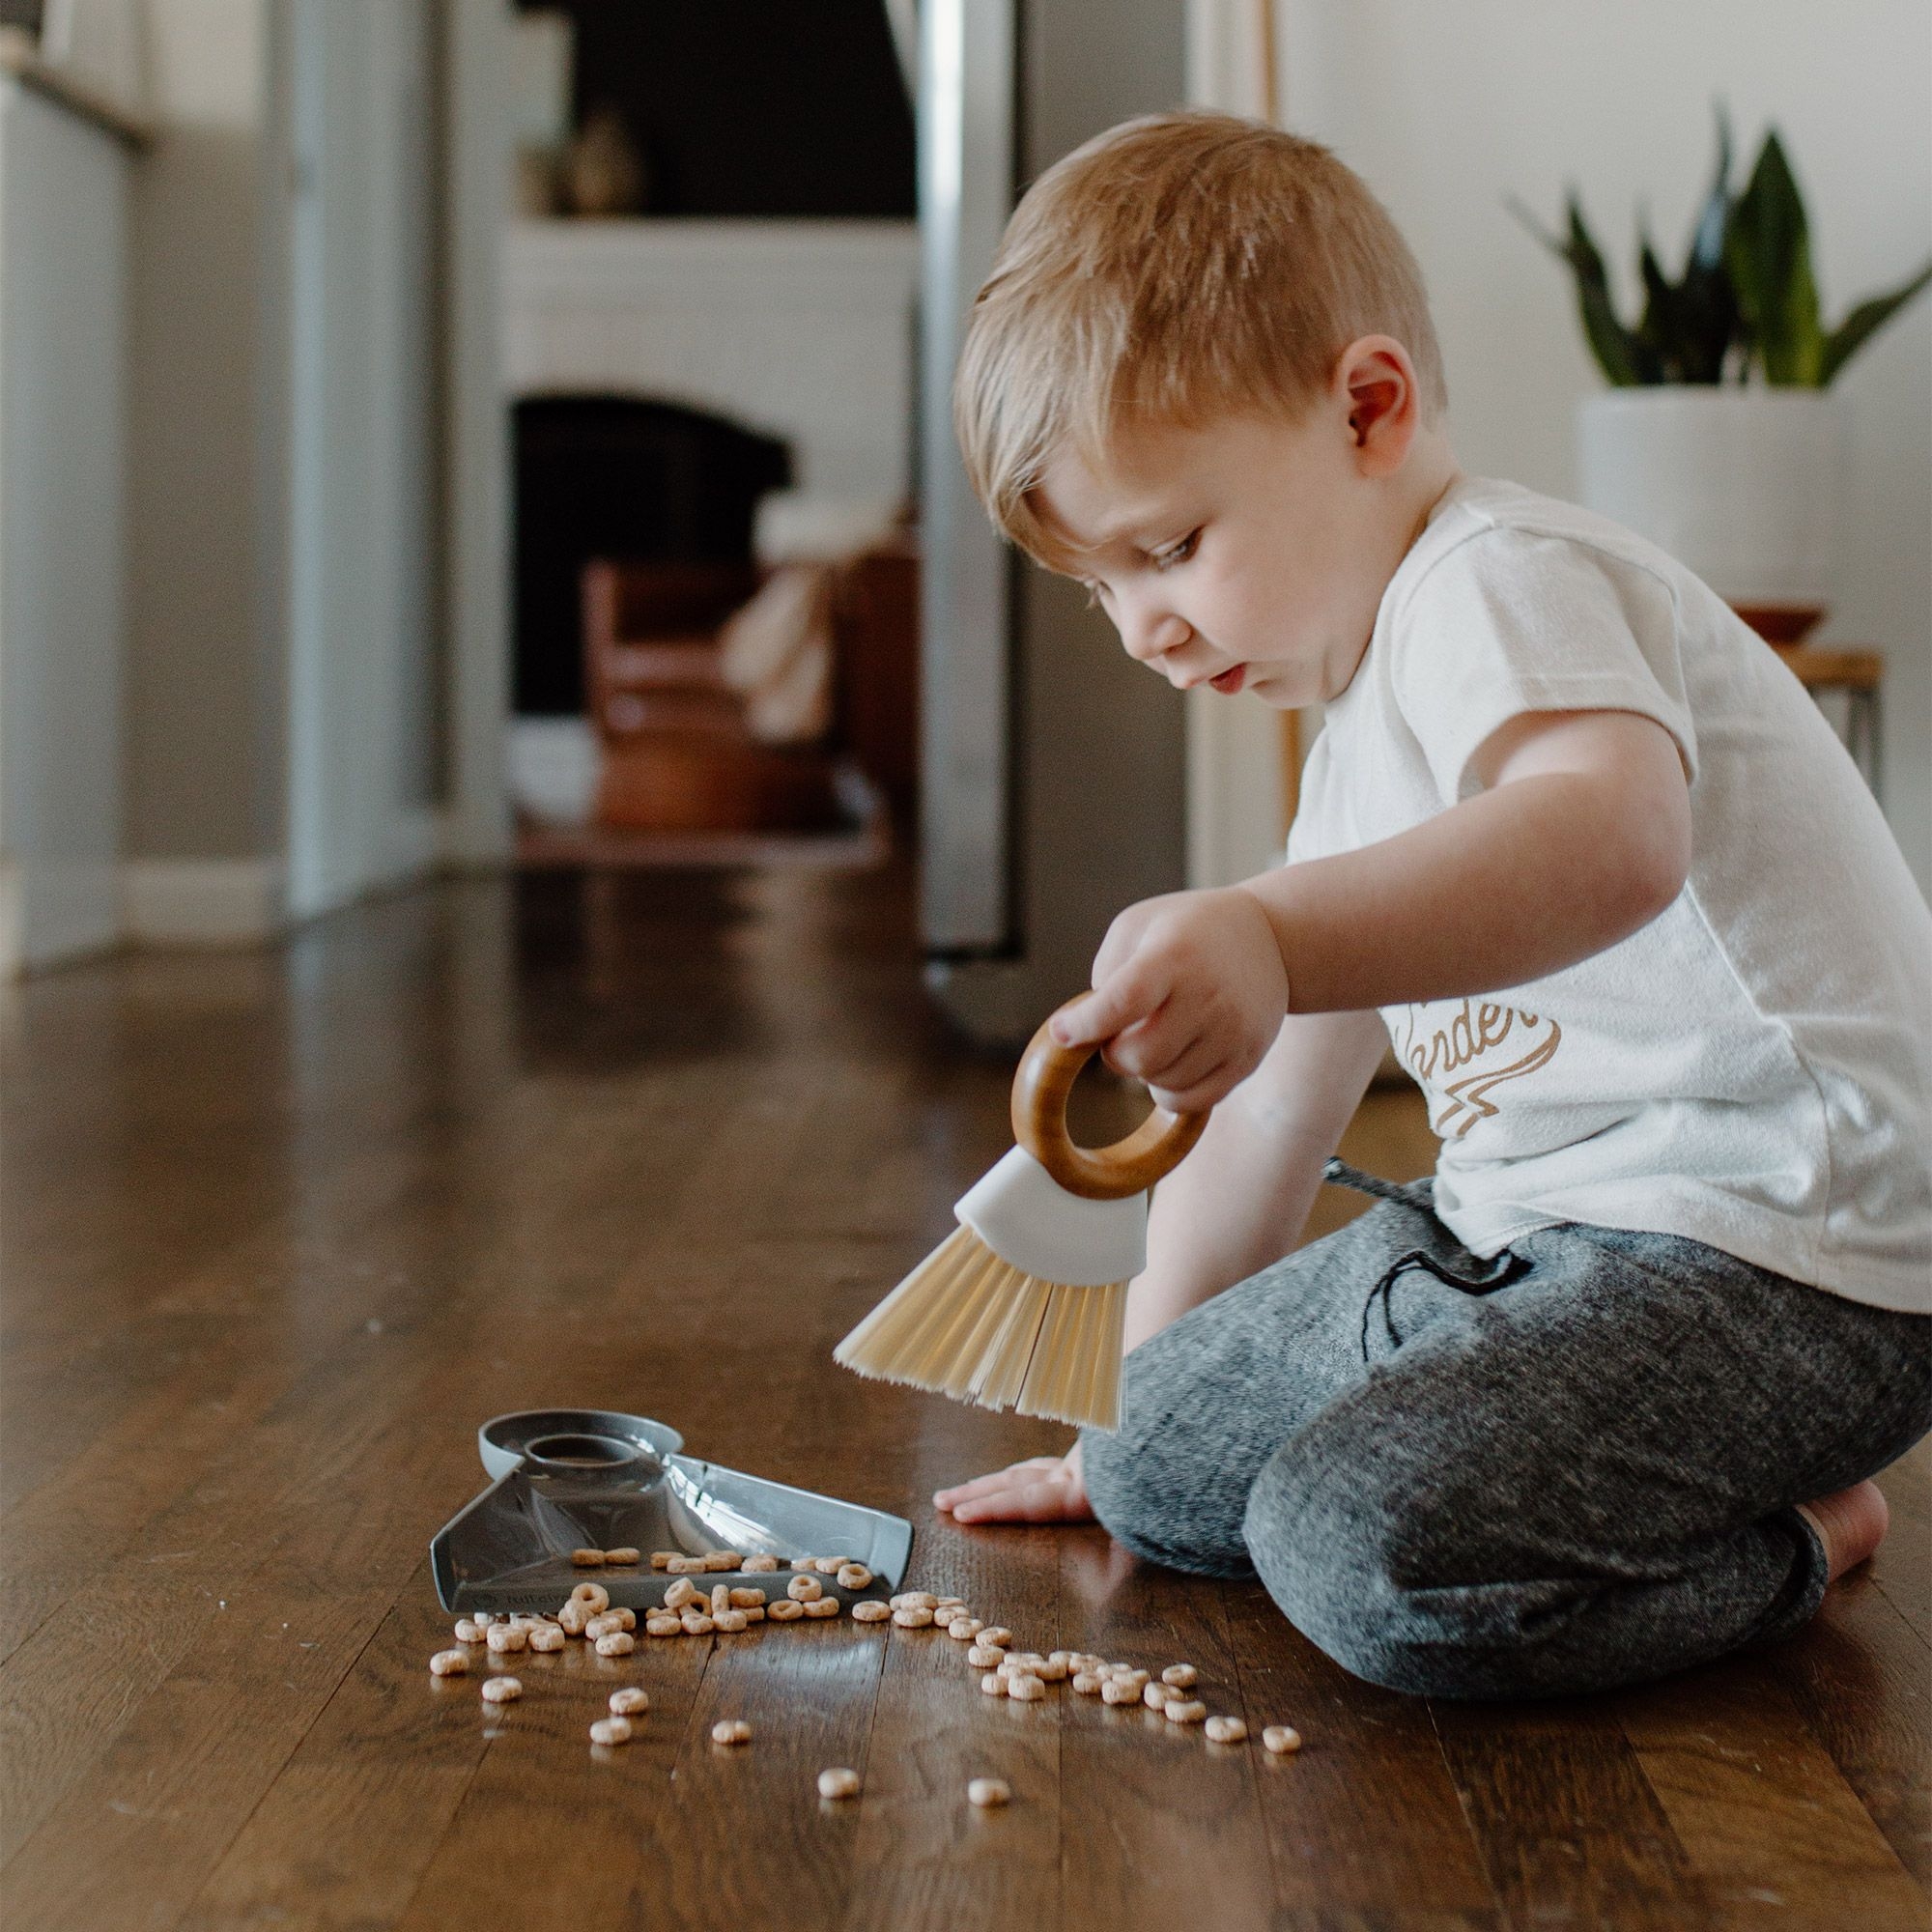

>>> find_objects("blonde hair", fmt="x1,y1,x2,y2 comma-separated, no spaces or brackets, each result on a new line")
954,111,1446,565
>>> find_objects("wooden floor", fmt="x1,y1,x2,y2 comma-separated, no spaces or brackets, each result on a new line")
2,860,1925,1932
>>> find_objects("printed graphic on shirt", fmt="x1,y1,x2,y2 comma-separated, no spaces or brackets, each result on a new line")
1397,998,1562,1139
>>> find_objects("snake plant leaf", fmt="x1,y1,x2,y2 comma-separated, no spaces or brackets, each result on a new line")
1689,104,1733,277
1506,191,1655,385
1727,130,1825,384
1819,258,1932,385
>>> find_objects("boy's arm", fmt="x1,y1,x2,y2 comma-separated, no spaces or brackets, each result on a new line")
1245,709,1691,1015
1125,1005,1391,1350
1060,709,1690,1107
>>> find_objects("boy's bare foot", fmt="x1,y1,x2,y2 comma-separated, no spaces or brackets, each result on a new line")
934,1447,1094,1524
1796,1478,1889,1582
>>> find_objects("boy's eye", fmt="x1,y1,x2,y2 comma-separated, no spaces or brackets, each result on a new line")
1150,530,1201,572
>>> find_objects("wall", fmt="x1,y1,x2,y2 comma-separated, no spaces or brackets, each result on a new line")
1276,0,1932,893
122,0,283,938
118,0,469,941
282,0,444,920
0,79,130,969
501,220,919,500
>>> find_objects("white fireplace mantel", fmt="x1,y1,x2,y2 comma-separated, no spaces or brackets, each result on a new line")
502,216,919,500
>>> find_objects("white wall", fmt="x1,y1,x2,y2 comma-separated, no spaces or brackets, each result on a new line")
501,219,920,500
123,0,279,925
0,80,131,971
282,0,444,920
1276,0,1932,893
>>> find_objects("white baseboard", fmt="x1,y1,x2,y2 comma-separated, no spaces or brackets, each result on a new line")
122,858,287,946
0,852,123,975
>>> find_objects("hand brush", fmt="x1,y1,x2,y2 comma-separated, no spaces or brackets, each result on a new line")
834,1000,1208,1430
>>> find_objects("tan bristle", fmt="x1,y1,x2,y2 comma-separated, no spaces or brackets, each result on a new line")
836,1228,1124,1429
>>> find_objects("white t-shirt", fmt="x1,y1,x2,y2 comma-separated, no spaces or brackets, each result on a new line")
1287,475,1932,1313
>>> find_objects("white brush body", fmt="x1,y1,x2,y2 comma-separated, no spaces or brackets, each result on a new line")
954,1147,1148,1284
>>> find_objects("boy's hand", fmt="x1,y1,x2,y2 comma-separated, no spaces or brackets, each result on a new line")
934,1445,1092,1524
1052,887,1289,1113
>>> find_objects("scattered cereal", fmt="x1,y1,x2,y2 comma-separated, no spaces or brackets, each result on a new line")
480,1676,522,1704
817,1767,861,1800
1262,1725,1302,1755
711,1719,753,1746
588,1717,632,1747
852,1600,892,1623
609,1687,650,1716
571,1548,607,1568
1161,1663,1198,1689
594,1632,636,1657
429,1649,469,1677
967,1777,1010,1808
1205,1716,1247,1745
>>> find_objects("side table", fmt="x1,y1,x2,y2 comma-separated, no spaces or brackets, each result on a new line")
1772,642,1885,797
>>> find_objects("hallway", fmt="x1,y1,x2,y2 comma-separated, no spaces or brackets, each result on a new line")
1,861,1924,1929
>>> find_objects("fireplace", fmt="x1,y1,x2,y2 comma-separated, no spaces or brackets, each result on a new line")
513,394,791,718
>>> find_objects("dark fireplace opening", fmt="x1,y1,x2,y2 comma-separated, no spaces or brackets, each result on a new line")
512,393,792,718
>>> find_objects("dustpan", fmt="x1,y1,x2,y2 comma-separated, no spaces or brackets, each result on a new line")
430,1408,912,1614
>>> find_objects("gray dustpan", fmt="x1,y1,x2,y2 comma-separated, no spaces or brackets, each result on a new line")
430,1408,913,1615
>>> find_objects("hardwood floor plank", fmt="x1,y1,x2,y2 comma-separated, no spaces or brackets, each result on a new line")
659,1615,889,1915
1223,1587,1499,1930
388,1605,719,1931
1619,1660,1930,1932
1873,1440,1930,1646
0,1581,398,1928
1433,1698,1711,1932
1055,1540,1277,1929
838,1514,1063,1929
178,1582,498,1932
1783,1569,1932,1891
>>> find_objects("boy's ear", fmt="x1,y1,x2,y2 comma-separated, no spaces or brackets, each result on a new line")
1334,336,1419,475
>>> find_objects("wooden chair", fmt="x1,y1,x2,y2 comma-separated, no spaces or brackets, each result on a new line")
582,558,843,834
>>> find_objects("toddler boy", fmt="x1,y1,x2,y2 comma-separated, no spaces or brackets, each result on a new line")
932,113,1930,1697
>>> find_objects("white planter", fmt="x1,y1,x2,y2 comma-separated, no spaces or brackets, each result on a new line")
1576,387,1847,617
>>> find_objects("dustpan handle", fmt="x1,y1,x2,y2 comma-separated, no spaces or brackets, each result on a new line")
1011,1001,1209,1202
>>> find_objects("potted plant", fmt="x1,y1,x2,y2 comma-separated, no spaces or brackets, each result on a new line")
1515,116,1931,638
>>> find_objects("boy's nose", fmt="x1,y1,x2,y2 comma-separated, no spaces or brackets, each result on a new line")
1121,606,1192,666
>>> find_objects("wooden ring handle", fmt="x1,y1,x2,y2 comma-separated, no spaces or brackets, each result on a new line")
1010,999,1210,1201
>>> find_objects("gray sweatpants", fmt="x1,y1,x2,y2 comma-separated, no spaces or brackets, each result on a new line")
1080,1161,1932,1700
